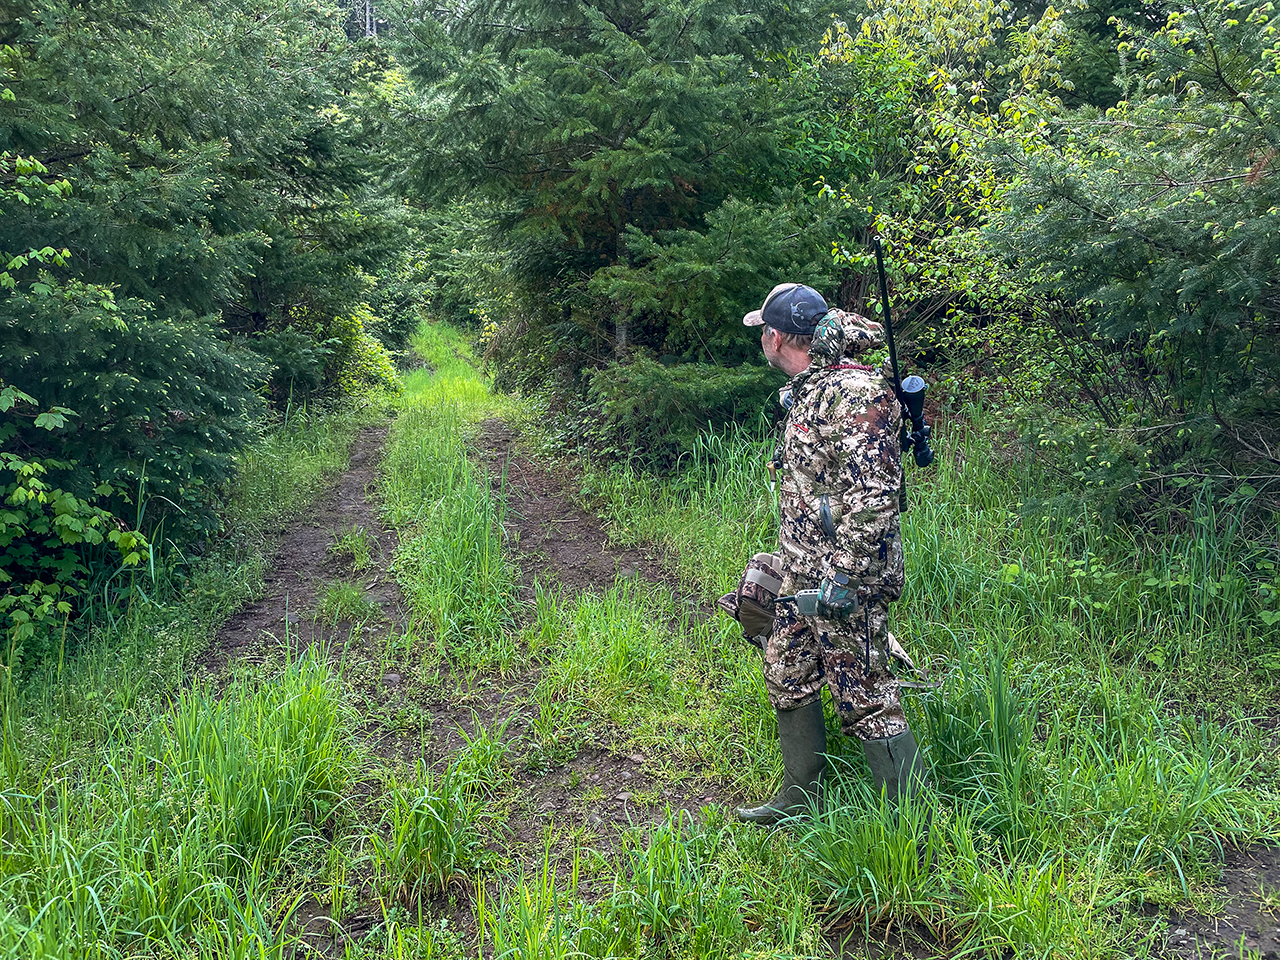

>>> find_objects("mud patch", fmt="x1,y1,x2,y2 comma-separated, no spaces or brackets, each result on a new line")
197,424,407,674
1158,844,1280,959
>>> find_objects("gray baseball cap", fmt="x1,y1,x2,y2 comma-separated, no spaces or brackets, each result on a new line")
743,283,829,336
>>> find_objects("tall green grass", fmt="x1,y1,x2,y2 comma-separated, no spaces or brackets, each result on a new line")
10,317,1257,959
526,578,775,790
0,399,391,959
474,818,822,960
0,653,352,958
380,325,520,668
582,410,1278,682
547,402,1279,953
366,762,483,906
371,326,1276,957
2,401,386,788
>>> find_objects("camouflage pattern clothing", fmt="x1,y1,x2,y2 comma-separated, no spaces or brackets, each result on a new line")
764,309,909,740
765,589,906,740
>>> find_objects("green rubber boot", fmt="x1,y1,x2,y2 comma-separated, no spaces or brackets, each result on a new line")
736,701,826,825
862,727,928,802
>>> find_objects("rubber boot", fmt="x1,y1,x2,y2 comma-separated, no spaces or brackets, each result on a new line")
862,727,928,802
736,701,826,825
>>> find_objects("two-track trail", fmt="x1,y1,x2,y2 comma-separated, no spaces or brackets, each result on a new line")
196,393,737,945
191,357,1280,960
468,420,733,840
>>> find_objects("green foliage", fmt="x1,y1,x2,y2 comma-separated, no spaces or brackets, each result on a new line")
0,400,377,956
0,653,353,954
6,320,1278,960
477,856,618,960
394,0,852,406
2,279,267,532
526,578,775,792
585,358,782,467
330,525,375,572
380,325,520,667
609,816,751,955
366,764,483,905
319,304,403,398
248,328,336,404
990,0,1280,507
316,581,379,625
0,0,417,666
813,2,1077,337
0,384,147,670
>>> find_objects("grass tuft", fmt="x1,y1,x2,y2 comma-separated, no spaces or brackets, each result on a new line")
316,580,379,625
366,762,483,905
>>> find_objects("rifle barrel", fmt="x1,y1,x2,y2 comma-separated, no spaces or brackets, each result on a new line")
872,236,903,397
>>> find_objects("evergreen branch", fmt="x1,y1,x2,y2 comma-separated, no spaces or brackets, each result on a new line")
1118,172,1252,190
1190,0,1273,143
1120,469,1280,490
111,68,179,105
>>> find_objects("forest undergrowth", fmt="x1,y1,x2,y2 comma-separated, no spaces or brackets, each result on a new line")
1,322,1277,960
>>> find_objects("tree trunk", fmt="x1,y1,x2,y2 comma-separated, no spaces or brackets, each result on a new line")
613,192,629,360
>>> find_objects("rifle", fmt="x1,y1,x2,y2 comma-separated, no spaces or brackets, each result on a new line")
872,235,934,469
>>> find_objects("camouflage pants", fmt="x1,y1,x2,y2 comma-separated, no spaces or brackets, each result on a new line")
762,573,908,741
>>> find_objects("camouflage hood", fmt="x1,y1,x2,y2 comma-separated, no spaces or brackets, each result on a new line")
808,308,885,364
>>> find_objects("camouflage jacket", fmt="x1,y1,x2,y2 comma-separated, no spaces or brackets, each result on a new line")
776,310,905,598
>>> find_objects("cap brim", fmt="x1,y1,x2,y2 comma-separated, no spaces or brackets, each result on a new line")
743,310,764,327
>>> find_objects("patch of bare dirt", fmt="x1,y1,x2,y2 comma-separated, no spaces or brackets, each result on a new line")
1156,844,1280,959
197,424,407,675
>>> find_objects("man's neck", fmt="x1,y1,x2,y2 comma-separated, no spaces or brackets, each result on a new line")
779,347,810,377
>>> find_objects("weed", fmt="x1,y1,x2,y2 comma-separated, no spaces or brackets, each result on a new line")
477,847,623,960
1256,882,1280,917
0,652,352,954
317,580,379,625
331,524,376,571
366,763,483,905
380,326,519,670
452,712,515,800
609,814,751,956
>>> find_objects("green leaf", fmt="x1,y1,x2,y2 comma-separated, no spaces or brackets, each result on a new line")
33,411,69,431
0,385,36,411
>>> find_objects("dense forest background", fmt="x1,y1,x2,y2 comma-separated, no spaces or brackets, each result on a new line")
2,0,1278,669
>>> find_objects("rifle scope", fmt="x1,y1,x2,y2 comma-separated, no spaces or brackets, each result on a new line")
901,375,935,469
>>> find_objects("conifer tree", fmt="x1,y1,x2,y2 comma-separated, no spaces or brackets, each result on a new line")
395,0,834,364
0,0,414,662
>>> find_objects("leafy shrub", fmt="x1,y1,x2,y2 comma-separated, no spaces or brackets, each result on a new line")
986,0,1280,517
247,328,336,405
313,303,402,397
0,385,146,670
